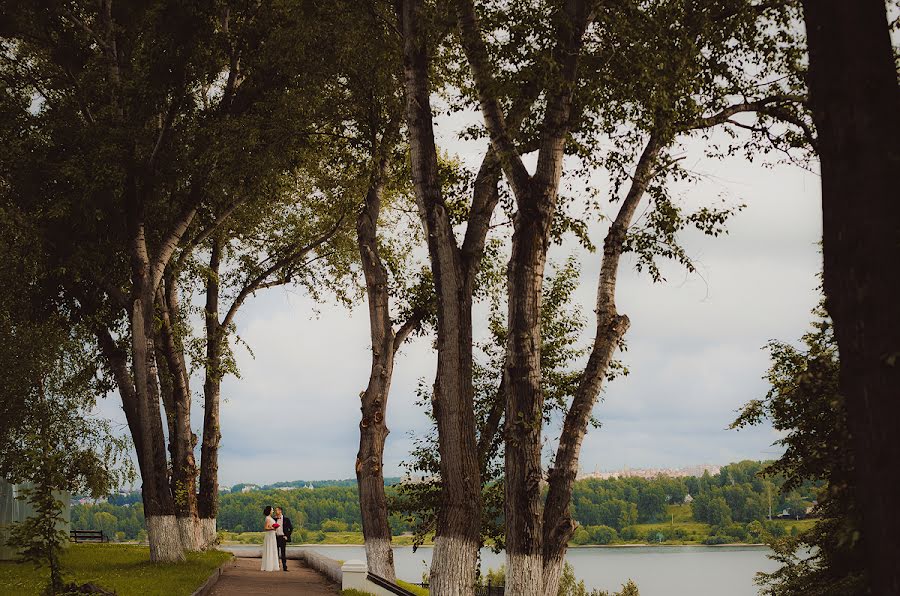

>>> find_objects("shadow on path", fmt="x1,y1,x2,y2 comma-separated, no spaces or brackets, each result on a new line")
209,557,340,595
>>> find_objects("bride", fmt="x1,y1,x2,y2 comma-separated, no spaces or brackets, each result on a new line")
261,505,280,571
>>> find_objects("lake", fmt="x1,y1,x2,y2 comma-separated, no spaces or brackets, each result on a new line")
278,544,777,595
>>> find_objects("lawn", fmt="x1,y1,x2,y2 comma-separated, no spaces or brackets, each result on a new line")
0,544,232,596
219,530,429,547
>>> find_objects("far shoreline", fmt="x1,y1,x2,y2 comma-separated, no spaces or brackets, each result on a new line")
220,541,770,549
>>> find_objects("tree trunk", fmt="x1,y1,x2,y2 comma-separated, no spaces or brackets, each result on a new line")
356,172,398,581
157,277,201,551
452,1,591,590
540,136,659,594
126,169,184,562
199,236,223,548
398,1,484,591
131,284,182,562
801,2,900,593
504,185,554,593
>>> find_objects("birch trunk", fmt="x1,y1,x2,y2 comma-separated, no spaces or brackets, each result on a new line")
801,2,900,592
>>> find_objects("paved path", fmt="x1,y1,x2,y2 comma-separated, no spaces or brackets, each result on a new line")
208,557,340,595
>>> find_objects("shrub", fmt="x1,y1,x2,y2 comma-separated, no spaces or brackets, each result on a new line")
571,527,591,545
588,525,619,545
321,519,349,532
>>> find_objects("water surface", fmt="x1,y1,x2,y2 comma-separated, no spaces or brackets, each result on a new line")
285,544,776,595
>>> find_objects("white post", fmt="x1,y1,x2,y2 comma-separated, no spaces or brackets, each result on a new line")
341,559,369,592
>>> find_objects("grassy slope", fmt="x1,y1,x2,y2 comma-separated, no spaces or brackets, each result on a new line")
0,544,231,596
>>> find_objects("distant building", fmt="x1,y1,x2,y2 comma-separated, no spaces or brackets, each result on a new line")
304,484,315,490
241,484,260,493
683,494,694,504
577,464,721,481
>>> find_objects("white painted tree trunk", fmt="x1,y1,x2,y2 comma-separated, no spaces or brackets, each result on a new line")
147,515,185,562
200,517,217,549
177,515,201,552
429,535,477,596
364,536,395,580
542,556,565,596
507,553,544,596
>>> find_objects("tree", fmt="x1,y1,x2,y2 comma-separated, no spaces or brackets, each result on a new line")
396,0,517,590
1,0,344,560
453,0,810,591
800,2,900,592
395,256,589,554
732,303,867,594
0,193,131,594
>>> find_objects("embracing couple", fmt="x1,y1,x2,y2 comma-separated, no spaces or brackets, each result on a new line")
261,505,294,572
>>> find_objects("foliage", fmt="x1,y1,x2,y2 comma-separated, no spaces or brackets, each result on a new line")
731,303,867,595
0,544,231,596
0,206,132,593
558,562,639,596
394,257,595,550
71,461,817,547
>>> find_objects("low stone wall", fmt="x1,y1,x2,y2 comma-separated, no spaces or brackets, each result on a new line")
298,549,343,584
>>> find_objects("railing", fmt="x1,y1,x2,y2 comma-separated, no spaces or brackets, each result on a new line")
367,572,419,596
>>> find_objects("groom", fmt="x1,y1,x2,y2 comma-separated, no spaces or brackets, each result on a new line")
273,507,294,571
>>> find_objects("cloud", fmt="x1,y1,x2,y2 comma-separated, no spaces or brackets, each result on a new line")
97,118,822,488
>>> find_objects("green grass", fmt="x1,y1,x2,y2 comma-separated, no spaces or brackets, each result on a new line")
219,530,430,547
341,578,428,595
397,579,429,595
0,543,232,596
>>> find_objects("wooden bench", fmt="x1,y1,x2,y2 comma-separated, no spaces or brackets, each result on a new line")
70,529,108,543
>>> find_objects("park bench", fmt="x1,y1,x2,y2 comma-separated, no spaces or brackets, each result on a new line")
70,529,108,543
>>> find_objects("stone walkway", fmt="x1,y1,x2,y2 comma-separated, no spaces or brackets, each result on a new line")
208,557,340,595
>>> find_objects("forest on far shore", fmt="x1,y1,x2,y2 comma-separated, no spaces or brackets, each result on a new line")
73,459,818,546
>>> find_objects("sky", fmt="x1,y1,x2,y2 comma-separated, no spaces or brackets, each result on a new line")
99,111,823,488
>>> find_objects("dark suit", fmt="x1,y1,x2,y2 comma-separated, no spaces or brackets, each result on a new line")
275,515,293,570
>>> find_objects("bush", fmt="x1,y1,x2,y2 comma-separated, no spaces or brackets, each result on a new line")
571,527,591,545
619,526,640,541
321,519,348,532
588,525,619,545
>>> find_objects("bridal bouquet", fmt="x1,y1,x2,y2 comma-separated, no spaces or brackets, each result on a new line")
272,523,280,529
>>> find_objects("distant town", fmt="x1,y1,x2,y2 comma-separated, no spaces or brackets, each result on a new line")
576,464,722,481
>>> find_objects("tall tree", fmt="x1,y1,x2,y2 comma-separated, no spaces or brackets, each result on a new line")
800,2,900,592
0,0,338,561
191,170,357,547
732,301,867,595
396,0,526,590
454,0,811,592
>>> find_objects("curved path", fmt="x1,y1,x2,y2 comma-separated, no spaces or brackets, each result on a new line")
208,557,340,595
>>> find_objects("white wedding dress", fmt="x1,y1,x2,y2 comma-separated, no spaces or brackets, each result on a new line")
261,515,279,571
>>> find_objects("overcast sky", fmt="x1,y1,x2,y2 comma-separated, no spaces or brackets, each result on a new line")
99,110,823,488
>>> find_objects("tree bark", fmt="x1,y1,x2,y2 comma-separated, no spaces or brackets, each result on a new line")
801,2,900,593
356,166,399,581
398,1,499,591
198,236,223,548
540,134,660,594
156,276,200,551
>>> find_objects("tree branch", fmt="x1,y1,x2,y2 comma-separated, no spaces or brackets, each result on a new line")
220,215,347,330
454,0,531,197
